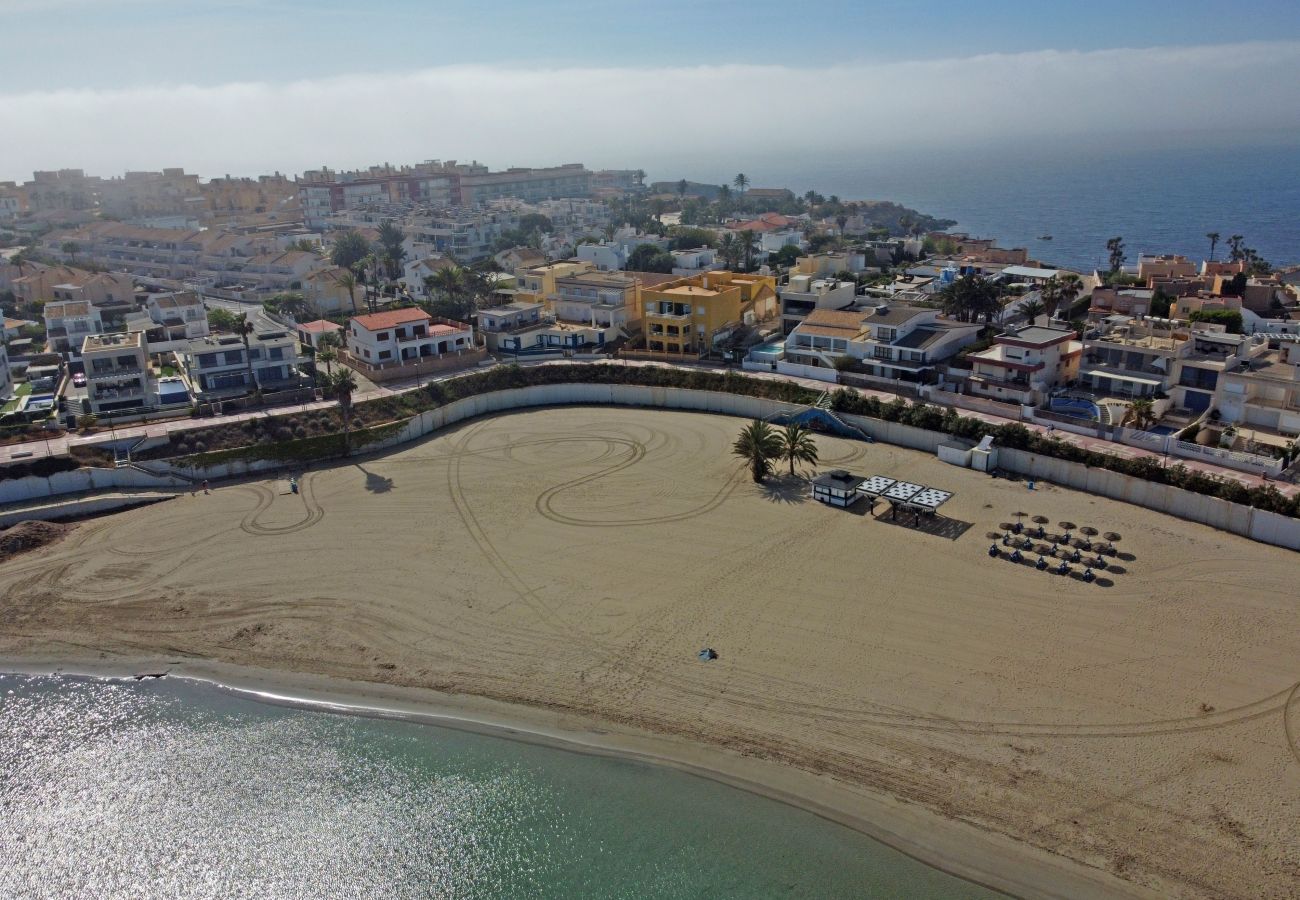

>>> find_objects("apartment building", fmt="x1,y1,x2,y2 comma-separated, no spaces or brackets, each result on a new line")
1218,337,1300,439
793,251,869,277
458,164,592,206
514,260,594,304
81,332,149,414
178,329,302,398
202,173,298,216
783,304,980,382
12,266,134,307
1088,287,1154,320
346,308,474,368
43,300,104,354
25,169,99,212
966,325,1082,405
780,274,856,334
1138,254,1197,282
98,169,203,220
641,271,778,354
550,270,641,338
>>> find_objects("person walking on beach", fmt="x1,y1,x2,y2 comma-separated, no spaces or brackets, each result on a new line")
202,479,209,495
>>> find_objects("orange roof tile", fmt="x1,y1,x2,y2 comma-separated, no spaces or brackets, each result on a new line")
349,308,432,331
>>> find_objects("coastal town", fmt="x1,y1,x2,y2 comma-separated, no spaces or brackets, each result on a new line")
2,157,1299,900
1,160,1297,493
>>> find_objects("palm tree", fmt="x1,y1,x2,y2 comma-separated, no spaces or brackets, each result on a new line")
733,173,749,196
1019,297,1046,325
777,423,819,477
717,232,740,270
738,229,757,271
429,265,468,316
316,346,337,378
650,198,667,223
1206,232,1220,262
1106,236,1126,274
732,419,781,483
335,270,359,315
676,179,689,199
1057,273,1082,319
1227,234,1245,262
1121,398,1156,431
233,313,258,396
326,367,359,455
1039,276,1062,322
61,241,80,264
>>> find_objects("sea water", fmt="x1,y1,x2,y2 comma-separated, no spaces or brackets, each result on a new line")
0,675,998,899
679,138,1300,272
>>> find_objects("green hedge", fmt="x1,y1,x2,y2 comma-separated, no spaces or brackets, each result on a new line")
182,420,407,468
828,388,1298,518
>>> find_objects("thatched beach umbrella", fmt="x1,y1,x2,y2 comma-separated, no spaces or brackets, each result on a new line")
1032,515,1049,524
986,531,1003,540
1080,526,1099,536
1104,531,1122,542
998,522,1013,531
1013,510,1028,522
1059,520,1077,531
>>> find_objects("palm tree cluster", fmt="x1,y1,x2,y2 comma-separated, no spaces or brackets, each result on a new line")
421,261,500,320
732,420,819,483
938,275,1003,324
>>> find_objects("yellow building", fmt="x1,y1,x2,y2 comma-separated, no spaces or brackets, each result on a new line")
641,271,778,354
513,260,593,305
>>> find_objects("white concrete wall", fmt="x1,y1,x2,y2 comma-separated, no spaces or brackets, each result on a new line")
0,465,189,505
31,381,1299,552
996,448,1299,551
0,494,172,527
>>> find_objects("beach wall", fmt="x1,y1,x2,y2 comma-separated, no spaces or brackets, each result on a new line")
996,449,1300,551
34,382,1300,551
0,465,189,506
0,492,174,527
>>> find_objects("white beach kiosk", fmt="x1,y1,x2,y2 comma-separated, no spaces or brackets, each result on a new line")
810,470,866,508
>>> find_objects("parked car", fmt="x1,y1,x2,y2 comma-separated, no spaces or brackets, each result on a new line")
72,372,87,387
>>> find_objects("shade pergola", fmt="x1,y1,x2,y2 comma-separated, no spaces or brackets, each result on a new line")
883,481,924,503
858,475,898,498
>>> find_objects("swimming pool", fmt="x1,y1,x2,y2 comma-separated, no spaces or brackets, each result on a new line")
1048,396,1102,421
747,339,786,362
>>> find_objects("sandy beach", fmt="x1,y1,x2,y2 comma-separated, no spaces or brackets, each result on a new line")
2,406,1297,898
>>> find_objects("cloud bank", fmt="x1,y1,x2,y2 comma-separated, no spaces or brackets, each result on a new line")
2,41,1298,180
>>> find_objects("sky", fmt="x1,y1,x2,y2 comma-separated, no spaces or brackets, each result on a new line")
1,0,1299,182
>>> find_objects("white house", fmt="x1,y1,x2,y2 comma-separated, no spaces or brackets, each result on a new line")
780,274,856,333
670,246,721,276
178,328,302,398
81,331,150,414
346,308,474,368
144,291,210,345
782,304,982,384
966,325,1083,405
43,300,103,354
575,241,627,272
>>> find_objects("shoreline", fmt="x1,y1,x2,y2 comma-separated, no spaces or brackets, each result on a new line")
3,654,1149,900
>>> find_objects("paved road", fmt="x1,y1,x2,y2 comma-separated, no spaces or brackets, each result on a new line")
2,354,1293,498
